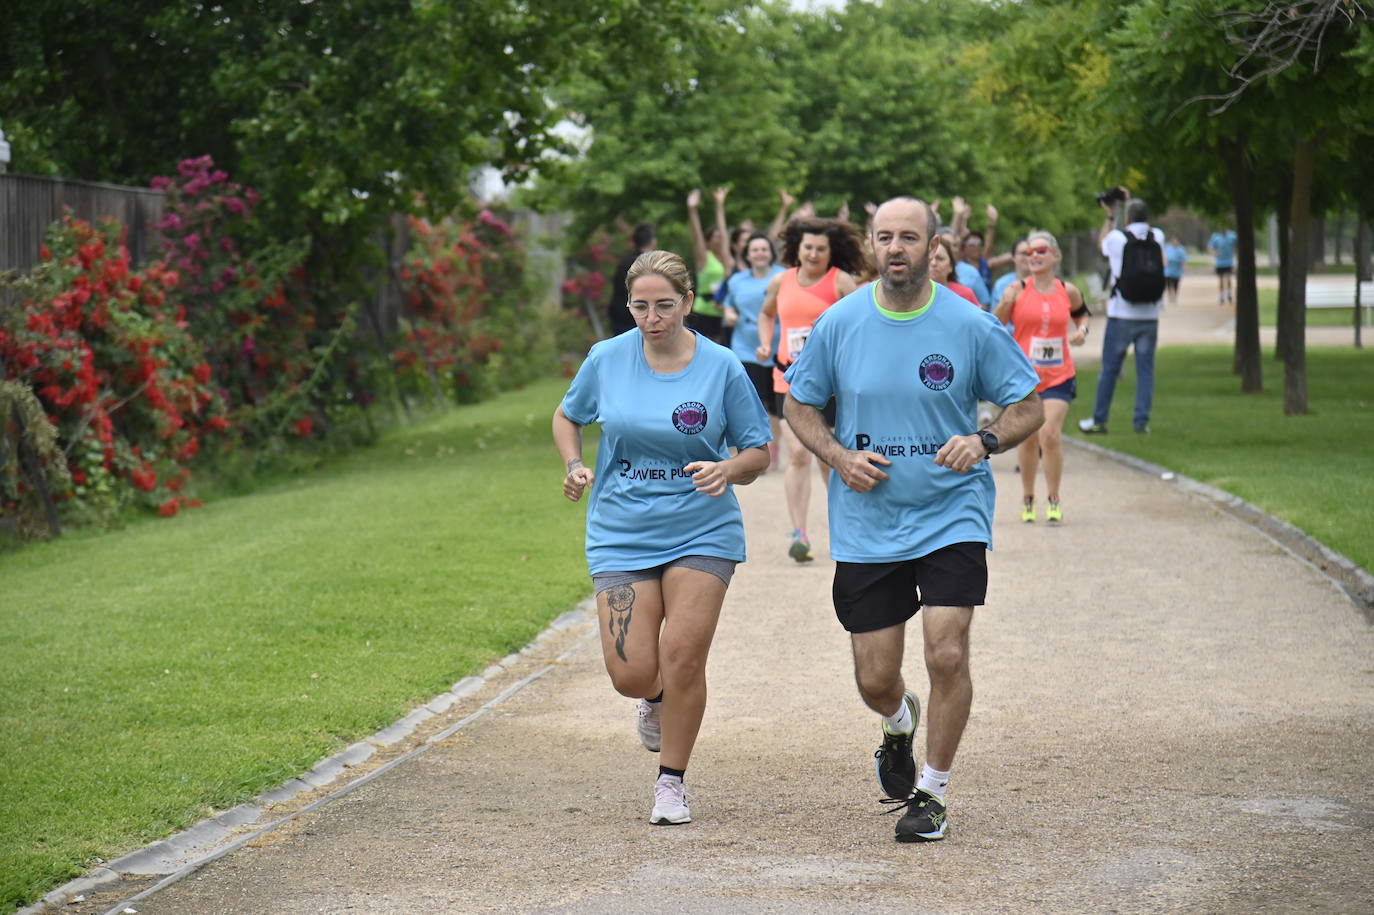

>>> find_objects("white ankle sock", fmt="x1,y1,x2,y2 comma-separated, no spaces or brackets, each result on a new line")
917,764,950,800
882,698,913,734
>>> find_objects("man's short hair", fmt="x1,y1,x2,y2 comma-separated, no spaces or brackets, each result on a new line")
876,196,939,241
632,223,656,249
1126,201,1149,224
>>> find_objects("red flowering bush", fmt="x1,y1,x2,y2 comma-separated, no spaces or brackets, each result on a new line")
396,208,552,404
560,229,614,317
0,213,229,525
557,229,616,367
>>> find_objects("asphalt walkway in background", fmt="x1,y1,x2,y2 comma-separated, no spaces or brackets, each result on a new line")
1079,266,1367,353
48,266,1373,914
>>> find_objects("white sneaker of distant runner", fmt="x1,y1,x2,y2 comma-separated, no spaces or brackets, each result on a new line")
650,775,691,825
636,698,661,752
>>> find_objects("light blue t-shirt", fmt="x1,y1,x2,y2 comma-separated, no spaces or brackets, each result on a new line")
1164,243,1188,278
724,265,784,366
783,282,1038,563
991,271,1022,306
561,330,772,574
1208,231,1237,268
955,260,993,308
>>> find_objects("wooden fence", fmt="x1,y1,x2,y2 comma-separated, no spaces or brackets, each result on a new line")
1,171,566,331
1,173,165,273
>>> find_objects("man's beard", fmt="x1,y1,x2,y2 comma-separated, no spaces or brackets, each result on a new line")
879,255,929,301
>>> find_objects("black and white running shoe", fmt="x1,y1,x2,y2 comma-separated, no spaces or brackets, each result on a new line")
883,788,948,842
874,689,919,799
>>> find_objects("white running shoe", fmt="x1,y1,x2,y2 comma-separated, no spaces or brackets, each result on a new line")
650,776,691,825
636,698,661,752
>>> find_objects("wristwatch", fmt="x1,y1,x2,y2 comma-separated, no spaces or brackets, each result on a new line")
977,429,999,458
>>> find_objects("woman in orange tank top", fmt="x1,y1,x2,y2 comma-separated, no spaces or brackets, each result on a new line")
994,229,1089,524
754,217,868,563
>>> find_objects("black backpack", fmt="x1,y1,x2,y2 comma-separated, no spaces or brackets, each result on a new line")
1113,227,1166,304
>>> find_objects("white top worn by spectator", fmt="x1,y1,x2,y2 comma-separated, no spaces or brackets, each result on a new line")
1101,221,1165,321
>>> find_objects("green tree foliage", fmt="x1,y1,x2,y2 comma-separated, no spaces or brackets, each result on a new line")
1,0,700,273
542,1,804,243
546,0,1101,254
977,0,1373,411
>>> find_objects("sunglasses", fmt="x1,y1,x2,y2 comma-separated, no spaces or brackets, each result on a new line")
1026,245,1052,255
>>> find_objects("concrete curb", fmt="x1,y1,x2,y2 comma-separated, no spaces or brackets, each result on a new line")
1066,436,1374,620
23,601,597,914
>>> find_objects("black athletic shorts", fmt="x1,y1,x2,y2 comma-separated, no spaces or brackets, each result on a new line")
778,392,837,427
1214,265,1233,276
744,362,780,417
832,542,988,633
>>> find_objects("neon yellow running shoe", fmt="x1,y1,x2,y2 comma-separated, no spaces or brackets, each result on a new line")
1020,500,1036,523
1046,500,1063,523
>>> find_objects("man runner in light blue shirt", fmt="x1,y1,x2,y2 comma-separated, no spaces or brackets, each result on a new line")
783,196,1043,843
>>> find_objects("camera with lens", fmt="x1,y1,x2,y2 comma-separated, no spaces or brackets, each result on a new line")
1096,186,1127,206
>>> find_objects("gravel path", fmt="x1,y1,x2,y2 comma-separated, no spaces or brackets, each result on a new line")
103,443,1373,914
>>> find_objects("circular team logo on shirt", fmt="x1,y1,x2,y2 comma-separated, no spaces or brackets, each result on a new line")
672,401,708,435
918,353,955,391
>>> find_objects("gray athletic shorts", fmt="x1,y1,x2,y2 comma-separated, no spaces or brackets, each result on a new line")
592,555,737,594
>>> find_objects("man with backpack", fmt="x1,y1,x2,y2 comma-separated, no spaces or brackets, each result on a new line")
1079,195,1166,435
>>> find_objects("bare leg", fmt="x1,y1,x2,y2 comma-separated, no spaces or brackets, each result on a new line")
596,581,665,699
1039,398,1070,500
1016,435,1039,502
922,605,974,771
850,622,908,717
656,566,728,771
780,419,812,532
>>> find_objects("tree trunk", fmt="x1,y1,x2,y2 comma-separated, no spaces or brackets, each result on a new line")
1356,210,1367,350
1275,172,1293,363
1225,141,1262,392
1360,218,1374,281
1282,138,1317,416
10,403,62,538
1309,216,1325,272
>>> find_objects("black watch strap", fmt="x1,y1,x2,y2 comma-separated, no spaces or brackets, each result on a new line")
977,429,999,457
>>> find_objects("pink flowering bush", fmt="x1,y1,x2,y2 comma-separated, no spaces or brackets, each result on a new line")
151,156,316,440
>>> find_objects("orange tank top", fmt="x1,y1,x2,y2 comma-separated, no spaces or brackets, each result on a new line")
1009,277,1076,391
773,266,841,393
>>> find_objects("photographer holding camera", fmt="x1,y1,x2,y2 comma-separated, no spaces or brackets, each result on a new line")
1079,188,1166,436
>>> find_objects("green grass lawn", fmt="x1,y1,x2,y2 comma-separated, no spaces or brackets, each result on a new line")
0,377,594,912
1069,345,1374,572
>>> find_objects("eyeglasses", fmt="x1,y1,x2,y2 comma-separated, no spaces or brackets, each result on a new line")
1026,245,1052,255
628,298,683,318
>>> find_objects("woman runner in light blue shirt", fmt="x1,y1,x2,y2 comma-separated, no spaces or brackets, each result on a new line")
552,250,771,826
722,232,785,464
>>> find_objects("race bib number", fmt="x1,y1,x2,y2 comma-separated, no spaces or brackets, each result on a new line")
786,325,812,360
1030,335,1064,367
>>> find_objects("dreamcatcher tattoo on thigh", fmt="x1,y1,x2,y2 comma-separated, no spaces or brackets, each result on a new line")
606,584,635,662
